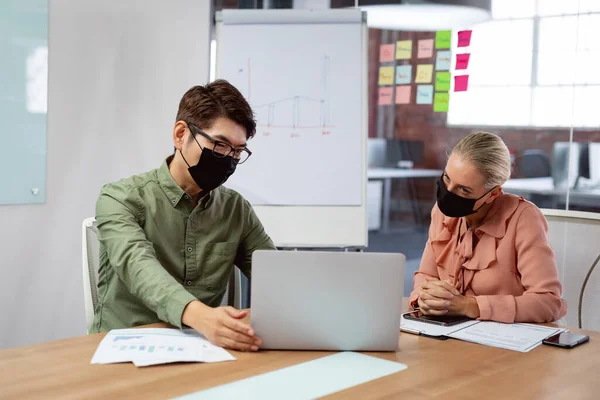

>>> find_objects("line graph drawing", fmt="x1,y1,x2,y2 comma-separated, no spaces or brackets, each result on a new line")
237,55,334,137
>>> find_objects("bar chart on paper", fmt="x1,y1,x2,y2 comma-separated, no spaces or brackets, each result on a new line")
112,344,185,354
109,333,194,358
219,22,363,206
91,329,236,367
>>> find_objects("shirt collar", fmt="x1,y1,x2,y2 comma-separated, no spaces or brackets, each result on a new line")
474,193,522,238
158,156,212,209
158,156,187,207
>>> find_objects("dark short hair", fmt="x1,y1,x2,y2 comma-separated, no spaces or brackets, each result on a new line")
176,79,256,139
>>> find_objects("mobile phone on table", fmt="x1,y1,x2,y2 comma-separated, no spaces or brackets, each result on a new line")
542,332,590,349
403,311,472,327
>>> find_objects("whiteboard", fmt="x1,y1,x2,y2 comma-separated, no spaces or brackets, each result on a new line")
216,9,367,247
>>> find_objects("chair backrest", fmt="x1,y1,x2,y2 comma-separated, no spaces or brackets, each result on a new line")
367,138,386,168
82,218,100,333
82,217,243,333
220,267,243,309
581,255,600,332
542,209,600,330
519,149,551,178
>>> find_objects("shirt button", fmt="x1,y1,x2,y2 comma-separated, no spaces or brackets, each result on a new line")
187,246,193,252
185,194,191,200
171,199,176,204
186,281,192,286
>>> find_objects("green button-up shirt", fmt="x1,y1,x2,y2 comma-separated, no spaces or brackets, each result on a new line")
91,156,275,333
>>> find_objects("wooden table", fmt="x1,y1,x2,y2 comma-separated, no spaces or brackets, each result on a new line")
1,320,599,400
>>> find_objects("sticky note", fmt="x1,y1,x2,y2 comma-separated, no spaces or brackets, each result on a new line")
436,51,451,71
395,85,411,104
395,40,412,60
395,65,412,84
378,66,394,86
379,44,395,62
416,85,433,104
435,71,451,91
378,87,393,105
457,30,472,47
454,75,469,92
434,92,449,112
415,64,433,83
435,30,451,49
455,53,470,70
417,39,434,59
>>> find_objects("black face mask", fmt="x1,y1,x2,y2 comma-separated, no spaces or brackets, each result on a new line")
436,176,494,218
181,147,238,192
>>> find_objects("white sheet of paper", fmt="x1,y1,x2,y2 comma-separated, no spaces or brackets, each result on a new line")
447,322,563,352
91,328,235,367
400,315,479,337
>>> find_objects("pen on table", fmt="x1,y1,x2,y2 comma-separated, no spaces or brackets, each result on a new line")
400,309,422,335
401,327,421,335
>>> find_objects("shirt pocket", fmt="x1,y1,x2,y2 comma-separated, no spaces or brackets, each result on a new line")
199,241,238,291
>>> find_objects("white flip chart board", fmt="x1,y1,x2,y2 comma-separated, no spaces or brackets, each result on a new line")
216,9,367,247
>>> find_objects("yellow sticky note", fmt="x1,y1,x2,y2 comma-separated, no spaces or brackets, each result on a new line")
395,40,412,60
415,64,433,83
378,66,395,86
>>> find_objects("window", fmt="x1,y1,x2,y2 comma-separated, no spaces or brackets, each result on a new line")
448,0,600,128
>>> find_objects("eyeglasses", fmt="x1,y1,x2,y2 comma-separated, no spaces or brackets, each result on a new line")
187,122,252,164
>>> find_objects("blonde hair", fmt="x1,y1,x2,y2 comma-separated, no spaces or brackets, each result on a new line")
451,132,511,189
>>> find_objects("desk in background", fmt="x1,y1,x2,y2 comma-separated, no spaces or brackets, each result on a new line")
368,168,442,233
503,177,600,209
2,317,599,399
368,173,600,234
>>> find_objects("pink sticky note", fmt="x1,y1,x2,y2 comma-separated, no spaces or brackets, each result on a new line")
457,30,472,47
379,44,395,62
395,85,411,104
456,53,470,70
454,75,469,92
378,87,394,105
417,39,434,59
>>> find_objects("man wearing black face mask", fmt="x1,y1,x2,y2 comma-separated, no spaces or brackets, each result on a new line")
91,80,276,352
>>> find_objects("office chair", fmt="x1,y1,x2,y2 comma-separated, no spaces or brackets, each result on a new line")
82,217,242,334
518,150,551,178
580,252,600,331
82,218,100,333
517,150,554,208
543,209,600,330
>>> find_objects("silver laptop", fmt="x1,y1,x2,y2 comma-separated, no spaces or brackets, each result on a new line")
251,251,405,352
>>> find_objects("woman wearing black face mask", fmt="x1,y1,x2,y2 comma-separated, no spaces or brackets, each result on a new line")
408,132,566,324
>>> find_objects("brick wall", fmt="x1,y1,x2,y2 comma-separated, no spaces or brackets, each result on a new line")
369,28,600,222
369,28,600,171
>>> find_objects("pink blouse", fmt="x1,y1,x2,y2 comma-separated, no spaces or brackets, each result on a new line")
409,193,567,323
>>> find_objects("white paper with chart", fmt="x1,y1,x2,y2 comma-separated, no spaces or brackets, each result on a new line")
91,328,235,367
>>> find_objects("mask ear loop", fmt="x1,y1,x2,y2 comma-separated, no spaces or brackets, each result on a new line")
180,126,205,168
473,186,498,213
180,149,191,168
